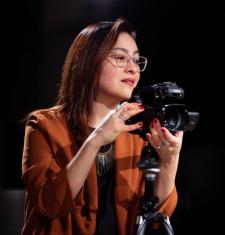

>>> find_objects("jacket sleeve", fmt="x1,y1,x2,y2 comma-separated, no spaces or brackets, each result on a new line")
137,175,177,217
21,114,76,219
158,186,178,217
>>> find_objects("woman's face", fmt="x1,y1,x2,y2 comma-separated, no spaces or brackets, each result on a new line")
97,32,141,105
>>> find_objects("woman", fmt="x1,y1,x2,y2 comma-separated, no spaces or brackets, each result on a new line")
21,18,183,235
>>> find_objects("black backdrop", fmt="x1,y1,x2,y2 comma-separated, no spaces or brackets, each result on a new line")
1,0,224,234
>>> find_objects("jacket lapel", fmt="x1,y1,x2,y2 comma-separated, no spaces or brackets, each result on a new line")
114,132,134,235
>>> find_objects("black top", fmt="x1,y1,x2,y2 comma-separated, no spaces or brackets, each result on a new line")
94,170,118,235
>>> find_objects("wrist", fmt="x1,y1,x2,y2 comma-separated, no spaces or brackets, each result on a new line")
160,154,179,169
87,135,103,149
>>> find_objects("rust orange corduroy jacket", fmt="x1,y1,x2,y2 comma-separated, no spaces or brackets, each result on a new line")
21,106,177,235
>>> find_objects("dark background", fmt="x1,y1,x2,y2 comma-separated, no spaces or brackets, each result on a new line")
1,0,224,234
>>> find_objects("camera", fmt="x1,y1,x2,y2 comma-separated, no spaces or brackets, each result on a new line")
127,82,200,139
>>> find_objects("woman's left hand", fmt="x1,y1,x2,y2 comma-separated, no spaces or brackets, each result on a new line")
145,118,183,166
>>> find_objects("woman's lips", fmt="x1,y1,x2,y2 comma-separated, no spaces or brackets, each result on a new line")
121,78,135,87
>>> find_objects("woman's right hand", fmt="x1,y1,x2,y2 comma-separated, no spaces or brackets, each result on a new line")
88,102,144,147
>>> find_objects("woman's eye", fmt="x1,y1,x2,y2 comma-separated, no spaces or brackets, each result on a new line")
116,55,126,61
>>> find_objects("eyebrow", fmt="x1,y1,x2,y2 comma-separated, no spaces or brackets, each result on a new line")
112,47,140,55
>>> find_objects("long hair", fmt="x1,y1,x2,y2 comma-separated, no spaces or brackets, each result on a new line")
57,17,136,144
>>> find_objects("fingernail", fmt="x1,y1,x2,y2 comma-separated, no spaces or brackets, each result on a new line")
138,122,143,126
146,133,151,138
150,123,154,128
161,128,166,133
153,118,157,124
139,105,145,110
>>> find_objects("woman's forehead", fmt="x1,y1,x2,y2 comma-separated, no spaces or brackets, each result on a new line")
113,32,139,55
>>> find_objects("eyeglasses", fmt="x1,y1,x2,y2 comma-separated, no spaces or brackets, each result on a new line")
107,52,148,72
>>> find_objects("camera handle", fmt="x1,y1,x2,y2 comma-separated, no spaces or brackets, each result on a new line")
135,143,174,235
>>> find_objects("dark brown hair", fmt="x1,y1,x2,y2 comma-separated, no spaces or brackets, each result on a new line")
57,17,136,143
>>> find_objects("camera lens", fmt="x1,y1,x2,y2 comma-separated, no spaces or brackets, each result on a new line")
162,104,189,131
163,112,183,130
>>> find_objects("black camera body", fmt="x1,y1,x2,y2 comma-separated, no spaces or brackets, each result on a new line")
127,82,200,139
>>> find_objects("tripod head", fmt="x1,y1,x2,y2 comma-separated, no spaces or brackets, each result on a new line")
136,143,174,235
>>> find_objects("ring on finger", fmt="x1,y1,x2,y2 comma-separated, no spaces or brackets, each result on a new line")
119,112,126,121
161,140,170,146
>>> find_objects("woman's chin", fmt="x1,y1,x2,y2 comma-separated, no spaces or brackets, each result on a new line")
121,91,133,101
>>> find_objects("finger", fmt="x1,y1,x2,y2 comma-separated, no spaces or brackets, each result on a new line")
153,120,171,146
125,122,143,132
161,128,183,145
146,133,161,151
146,133,153,144
117,102,141,112
174,131,183,138
149,122,161,146
153,118,164,141
122,106,144,120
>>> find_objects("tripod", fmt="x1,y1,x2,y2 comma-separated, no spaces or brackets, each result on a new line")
135,143,174,235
